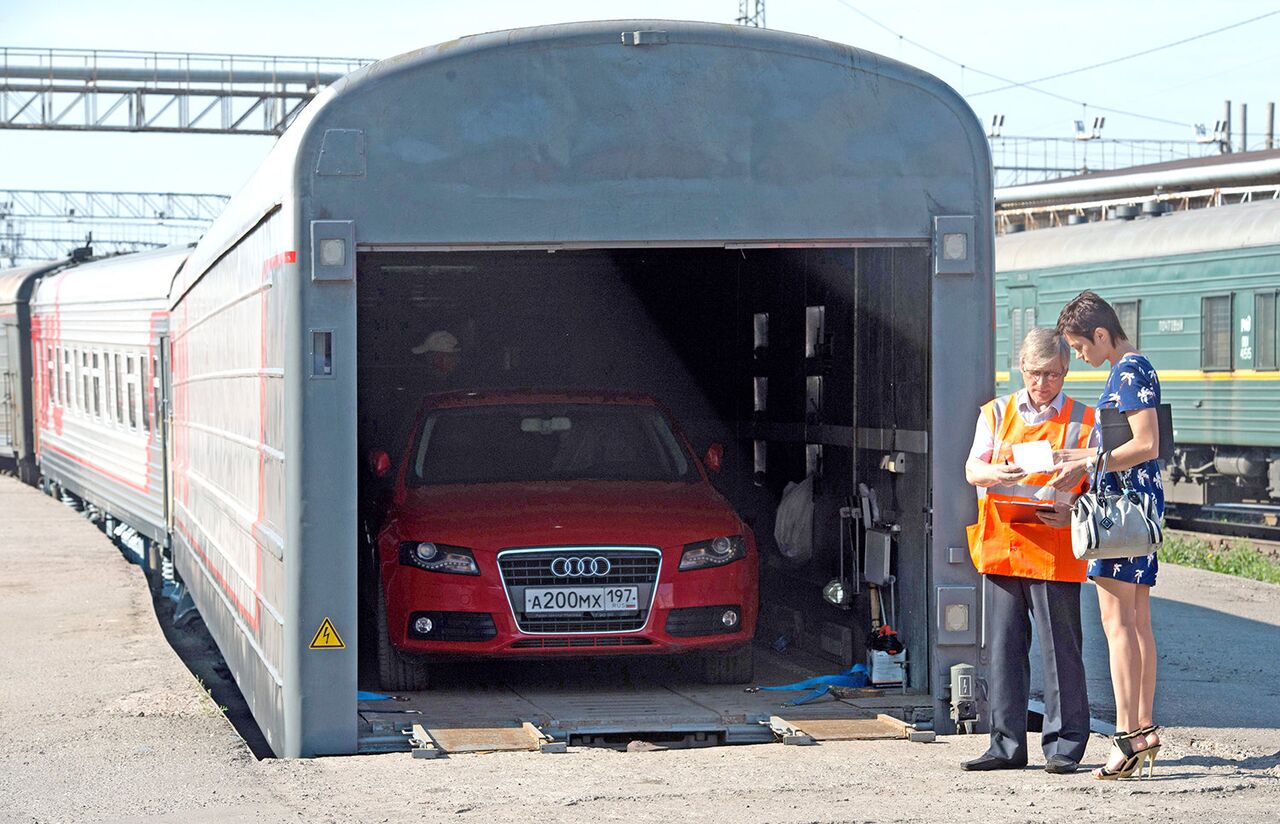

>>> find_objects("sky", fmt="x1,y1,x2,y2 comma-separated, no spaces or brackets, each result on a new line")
2,0,1279,197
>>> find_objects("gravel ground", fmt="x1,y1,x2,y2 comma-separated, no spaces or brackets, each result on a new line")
2,475,1277,823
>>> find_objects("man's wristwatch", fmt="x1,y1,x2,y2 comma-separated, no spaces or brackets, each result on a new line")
1085,454,1099,472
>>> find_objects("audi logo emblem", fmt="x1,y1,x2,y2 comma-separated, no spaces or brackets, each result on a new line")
550,556,612,578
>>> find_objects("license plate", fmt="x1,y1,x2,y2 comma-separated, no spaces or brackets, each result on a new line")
523,586,639,614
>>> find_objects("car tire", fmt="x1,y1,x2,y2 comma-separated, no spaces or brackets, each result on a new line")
697,643,755,684
375,579,431,692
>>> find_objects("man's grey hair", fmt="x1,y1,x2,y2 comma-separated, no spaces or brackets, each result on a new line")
1018,326,1070,369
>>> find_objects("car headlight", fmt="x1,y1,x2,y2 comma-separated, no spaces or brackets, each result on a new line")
399,542,480,575
679,535,746,571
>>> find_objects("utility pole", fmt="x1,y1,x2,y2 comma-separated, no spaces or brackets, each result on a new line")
737,0,766,27
1241,102,1248,152
1267,102,1275,150
1223,100,1233,153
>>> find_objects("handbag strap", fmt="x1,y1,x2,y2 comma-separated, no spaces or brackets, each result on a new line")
1090,446,1132,496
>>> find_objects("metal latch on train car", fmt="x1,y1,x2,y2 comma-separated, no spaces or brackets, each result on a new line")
622,31,668,46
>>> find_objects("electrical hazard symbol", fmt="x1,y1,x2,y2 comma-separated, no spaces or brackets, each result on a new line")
309,617,346,650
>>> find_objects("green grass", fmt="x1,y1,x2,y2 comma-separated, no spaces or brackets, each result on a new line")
1161,534,1280,585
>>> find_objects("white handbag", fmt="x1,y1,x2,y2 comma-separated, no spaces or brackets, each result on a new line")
1070,450,1163,561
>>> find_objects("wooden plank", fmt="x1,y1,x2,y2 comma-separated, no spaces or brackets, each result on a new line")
426,725,538,754
788,717,904,741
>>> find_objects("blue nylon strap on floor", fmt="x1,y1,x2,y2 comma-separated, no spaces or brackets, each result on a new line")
357,691,392,701
758,664,870,706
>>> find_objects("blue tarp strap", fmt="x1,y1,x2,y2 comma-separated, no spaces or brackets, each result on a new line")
758,664,870,706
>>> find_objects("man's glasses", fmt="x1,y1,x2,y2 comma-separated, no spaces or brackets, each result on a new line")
1022,368,1065,382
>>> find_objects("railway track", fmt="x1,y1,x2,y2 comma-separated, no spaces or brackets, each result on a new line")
1165,503,1280,553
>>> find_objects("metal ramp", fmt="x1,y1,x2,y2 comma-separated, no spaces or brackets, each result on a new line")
357,647,931,755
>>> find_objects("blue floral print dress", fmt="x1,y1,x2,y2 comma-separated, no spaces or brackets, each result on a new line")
1088,353,1163,587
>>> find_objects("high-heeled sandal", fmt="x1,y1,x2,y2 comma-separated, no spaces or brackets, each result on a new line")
1092,731,1142,780
1131,725,1161,777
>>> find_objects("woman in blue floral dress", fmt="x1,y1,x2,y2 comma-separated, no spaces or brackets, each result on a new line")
1053,291,1164,780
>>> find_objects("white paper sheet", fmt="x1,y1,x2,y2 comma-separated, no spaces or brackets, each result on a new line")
1011,440,1055,474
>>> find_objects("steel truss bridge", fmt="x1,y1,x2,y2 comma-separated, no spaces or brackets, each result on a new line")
1,189,230,266
0,47,373,135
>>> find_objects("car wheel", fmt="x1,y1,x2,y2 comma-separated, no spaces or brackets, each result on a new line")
697,643,755,685
375,578,431,692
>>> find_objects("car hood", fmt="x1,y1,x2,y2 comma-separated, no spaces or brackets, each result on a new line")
389,480,744,549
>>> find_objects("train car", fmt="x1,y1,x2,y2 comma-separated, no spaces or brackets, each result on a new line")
995,197,1280,505
165,20,992,757
28,246,187,548
1,259,72,484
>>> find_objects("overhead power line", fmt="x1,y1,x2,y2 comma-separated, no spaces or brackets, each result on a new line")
969,9,1280,97
828,0,1218,129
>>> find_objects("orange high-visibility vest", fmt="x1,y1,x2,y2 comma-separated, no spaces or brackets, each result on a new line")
966,393,1096,582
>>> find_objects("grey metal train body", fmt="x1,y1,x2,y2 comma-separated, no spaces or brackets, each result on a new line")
170,20,993,756
1,260,70,484
996,198,1280,504
28,246,185,546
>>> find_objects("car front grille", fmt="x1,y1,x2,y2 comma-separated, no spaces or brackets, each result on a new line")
510,637,653,649
498,547,662,634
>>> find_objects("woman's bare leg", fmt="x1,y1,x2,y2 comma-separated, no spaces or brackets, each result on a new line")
1134,583,1159,748
1094,578,1143,773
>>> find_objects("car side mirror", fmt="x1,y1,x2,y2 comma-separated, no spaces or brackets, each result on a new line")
368,449,392,479
704,443,724,474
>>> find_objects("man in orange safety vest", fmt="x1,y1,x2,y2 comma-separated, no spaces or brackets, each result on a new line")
962,326,1097,775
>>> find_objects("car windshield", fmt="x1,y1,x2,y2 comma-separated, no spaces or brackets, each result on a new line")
409,403,695,485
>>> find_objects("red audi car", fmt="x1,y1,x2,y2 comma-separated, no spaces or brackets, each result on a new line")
367,390,759,690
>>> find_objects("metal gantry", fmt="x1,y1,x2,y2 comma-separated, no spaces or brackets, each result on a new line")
0,189,230,266
0,47,373,135
990,136,1220,187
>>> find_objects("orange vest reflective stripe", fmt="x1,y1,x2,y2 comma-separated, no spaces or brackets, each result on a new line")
966,393,1096,582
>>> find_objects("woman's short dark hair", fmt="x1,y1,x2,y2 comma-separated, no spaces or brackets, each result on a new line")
1055,290,1128,343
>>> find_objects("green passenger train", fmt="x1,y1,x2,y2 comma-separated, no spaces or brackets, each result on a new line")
995,197,1280,505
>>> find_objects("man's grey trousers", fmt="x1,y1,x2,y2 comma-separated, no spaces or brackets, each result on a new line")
983,573,1090,764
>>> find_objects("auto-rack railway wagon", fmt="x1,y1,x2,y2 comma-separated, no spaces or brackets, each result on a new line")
4,20,996,757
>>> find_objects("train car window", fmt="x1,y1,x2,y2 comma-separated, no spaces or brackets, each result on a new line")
1114,300,1139,348
1257,291,1277,370
81,351,90,415
91,351,102,418
1009,307,1023,371
113,354,124,424
61,349,71,409
104,352,116,425
45,346,54,407
126,356,138,429
1201,294,1233,371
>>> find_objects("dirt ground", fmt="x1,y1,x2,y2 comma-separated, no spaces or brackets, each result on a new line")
1,475,1277,824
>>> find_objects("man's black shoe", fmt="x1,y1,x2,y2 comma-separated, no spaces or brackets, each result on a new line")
1044,755,1079,774
961,754,1025,771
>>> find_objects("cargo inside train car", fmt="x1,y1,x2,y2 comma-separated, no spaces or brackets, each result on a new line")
350,244,938,748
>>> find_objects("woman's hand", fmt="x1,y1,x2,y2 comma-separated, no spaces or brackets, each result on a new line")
1053,447,1094,464
1048,459,1088,492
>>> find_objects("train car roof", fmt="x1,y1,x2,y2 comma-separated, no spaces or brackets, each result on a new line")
31,246,190,307
175,19,991,304
0,260,70,307
996,197,1280,272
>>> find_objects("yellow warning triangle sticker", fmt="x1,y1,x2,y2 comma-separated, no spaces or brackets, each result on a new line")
309,617,346,650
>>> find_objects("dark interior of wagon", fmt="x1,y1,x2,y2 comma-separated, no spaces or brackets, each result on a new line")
352,246,933,748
